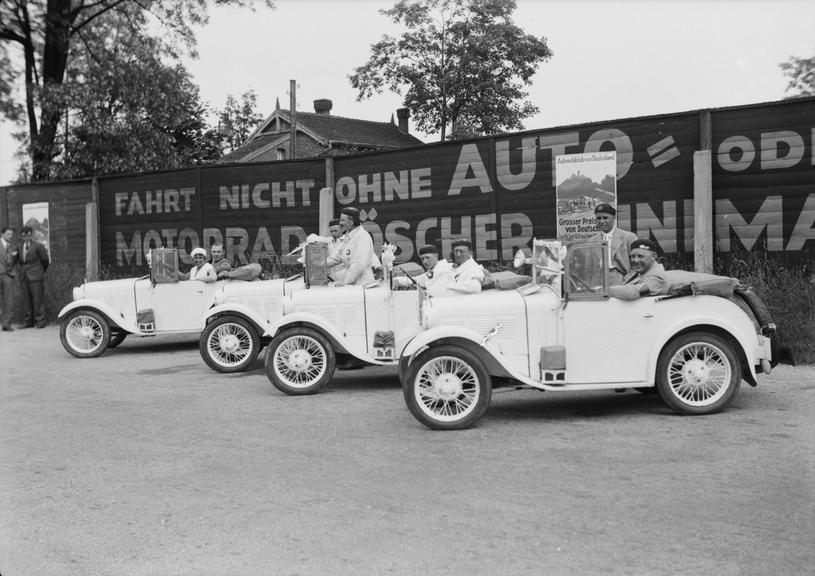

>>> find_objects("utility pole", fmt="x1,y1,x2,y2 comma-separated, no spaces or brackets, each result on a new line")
289,79,297,159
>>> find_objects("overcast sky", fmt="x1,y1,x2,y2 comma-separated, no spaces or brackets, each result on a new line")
1,0,813,185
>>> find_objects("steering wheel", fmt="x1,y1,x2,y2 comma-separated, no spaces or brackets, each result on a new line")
394,266,418,287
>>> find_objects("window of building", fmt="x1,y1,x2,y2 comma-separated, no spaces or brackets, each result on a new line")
276,148,286,160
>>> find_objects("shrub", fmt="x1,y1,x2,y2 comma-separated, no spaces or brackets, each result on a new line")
712,252,814,365
660,252,813,364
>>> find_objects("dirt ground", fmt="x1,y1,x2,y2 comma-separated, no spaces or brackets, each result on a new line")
1,327,813,576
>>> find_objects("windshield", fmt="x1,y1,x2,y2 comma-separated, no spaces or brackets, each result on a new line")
565,243,608,299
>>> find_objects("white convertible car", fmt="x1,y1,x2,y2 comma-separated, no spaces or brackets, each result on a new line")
58,248,303,370
398,241,778,430
260,282,421,395
202,242,422,395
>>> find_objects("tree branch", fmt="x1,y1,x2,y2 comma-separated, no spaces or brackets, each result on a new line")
71,0,129,35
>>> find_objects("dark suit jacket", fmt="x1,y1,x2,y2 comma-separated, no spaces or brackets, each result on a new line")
0,240,18,277
18,240,50,281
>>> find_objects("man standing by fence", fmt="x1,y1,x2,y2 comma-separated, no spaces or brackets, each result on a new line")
0,226,18,331
17,226,50,328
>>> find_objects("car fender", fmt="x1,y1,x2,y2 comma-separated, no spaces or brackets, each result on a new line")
645,310,760,383
203,303,268,334
264,312,374,362
57,299,140,334
400,325,525,381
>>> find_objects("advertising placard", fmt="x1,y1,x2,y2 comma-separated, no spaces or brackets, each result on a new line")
555,152,617,242
22,201,51,258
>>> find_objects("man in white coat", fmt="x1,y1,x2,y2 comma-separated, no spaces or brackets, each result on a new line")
429,239,484,296
393,244,452,289
327,207,377,286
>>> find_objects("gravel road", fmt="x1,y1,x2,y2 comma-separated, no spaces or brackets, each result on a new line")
1,327,813,576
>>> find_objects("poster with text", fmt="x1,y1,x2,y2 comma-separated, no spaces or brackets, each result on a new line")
555,151,617,242
22,201,51,257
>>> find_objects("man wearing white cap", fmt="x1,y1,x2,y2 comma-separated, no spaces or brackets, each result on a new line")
327,207,376,286
177,247,217,282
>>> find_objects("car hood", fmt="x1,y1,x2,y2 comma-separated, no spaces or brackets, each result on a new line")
78,278,141,299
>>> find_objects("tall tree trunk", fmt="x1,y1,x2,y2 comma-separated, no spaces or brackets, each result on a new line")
31,0,75,181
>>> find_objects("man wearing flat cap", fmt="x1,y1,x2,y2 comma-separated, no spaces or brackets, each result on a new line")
589,203,637,286
609,239,668,300
327,207,377,286
428,239,484,296
393,244,452,289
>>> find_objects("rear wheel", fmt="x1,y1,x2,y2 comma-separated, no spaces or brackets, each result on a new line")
656,331,741,415
403,345,491,430
265,327,336,395
200,316,260,373
60,310,111,358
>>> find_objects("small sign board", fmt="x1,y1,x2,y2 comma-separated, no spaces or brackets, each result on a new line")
555,152,617,242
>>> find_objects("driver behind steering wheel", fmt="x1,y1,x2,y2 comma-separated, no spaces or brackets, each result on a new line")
392,244,453,290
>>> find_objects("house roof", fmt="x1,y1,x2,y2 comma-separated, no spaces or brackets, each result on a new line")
220,108,423,163
219,134,289,163
284,110,423,149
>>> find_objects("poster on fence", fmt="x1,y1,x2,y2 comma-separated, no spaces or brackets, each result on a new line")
555,152,617,242
22,201,51,258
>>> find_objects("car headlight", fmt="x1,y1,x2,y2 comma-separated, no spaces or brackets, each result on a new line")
72,286,84,301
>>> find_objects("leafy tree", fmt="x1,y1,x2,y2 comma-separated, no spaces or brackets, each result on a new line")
349,0,552,141
47,10,223,179
780,55,815,97
0,0,272,181
216,90,264,154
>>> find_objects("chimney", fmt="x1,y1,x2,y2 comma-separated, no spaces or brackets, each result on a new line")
396,107,410,133
313,99,333,114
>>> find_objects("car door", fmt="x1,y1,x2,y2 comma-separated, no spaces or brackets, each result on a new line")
563,297,659,384
151,280,218,332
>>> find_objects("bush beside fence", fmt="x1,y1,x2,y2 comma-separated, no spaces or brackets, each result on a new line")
713,252,814,365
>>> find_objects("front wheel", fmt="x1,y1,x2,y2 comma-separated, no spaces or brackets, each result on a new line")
656,331,742,415
265,327,336,395
403,345,492,430
200,316,260,373
60,310,111,358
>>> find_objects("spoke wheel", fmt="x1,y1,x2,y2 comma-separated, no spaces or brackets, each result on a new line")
656,331,741,415
404,345,491,430
265,327,336,395
199,316,260,373
60,310,111,358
